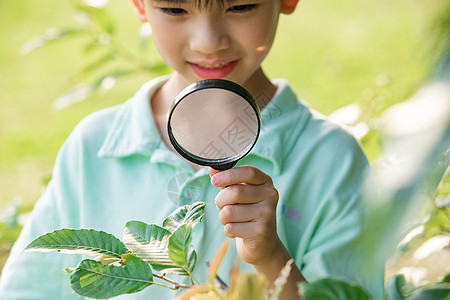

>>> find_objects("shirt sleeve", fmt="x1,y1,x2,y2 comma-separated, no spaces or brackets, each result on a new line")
280,123,384,297
0,131,84,299
297,130,384,298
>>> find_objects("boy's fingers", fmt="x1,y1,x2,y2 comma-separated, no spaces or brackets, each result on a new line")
218,203,262,224
211,165,270,187
223,222,268,240
208,167,221,177
215,184,277,208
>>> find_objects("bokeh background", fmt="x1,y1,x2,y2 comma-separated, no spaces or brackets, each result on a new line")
0,0,448,292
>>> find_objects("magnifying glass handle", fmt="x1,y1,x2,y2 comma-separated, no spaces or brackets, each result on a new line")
211,161,237,171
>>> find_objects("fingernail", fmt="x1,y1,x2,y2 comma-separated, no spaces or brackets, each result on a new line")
211,174,221,185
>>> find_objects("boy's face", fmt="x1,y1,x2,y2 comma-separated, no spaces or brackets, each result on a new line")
135,0,297,90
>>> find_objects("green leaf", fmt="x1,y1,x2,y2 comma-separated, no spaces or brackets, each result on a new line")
405,282,450,300
163,202,205,232
78,5,115,35
386,274,450,300
20,28,83,55
168,224,197,273
123,221,188,275
157,267,190,276
385,274,407,300
24,229,128,258
70,254,153,299
52,84,95,110
52,70,132,110
82,53,116,74
299,278,371,300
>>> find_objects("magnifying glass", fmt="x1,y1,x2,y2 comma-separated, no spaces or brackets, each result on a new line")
167,79,261,171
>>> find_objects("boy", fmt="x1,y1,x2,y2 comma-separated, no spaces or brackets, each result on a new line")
0,0,384,298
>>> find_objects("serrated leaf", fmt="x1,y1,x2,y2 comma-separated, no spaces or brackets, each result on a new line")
24,229,128,258
168,224,197,273
298,278,370,300
123,221,187,275
71,254,153,299
163,202,205,232
269,259,293,300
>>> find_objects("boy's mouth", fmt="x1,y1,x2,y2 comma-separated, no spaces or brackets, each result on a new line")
189,60,238,79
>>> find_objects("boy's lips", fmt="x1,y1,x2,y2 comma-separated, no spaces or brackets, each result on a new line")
189,60,239,79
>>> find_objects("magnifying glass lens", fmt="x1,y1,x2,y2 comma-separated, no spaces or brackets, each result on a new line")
168,80,260,170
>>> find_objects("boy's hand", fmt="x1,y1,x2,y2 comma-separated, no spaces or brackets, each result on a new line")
209,166,282,266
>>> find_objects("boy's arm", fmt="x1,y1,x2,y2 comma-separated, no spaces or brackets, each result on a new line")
253,239,305,299
210,166,305,299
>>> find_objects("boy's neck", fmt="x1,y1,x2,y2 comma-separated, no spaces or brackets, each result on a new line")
242,68,277,111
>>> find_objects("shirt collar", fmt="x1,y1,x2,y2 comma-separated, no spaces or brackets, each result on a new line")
98,77,310,175
248,79,310,175
97,76,169,158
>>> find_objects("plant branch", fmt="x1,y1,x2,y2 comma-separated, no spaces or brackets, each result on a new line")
153,273,193,289
206,261,228,290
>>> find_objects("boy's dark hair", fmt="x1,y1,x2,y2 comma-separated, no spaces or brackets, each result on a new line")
165,0,231,10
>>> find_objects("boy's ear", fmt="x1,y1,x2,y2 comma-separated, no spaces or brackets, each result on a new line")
131,0,148,22
280,0,299,14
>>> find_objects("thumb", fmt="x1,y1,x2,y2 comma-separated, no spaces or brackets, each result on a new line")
209,168,227,190
209,167,221,178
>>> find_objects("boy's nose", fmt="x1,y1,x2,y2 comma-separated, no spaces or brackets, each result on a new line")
189,18,230,54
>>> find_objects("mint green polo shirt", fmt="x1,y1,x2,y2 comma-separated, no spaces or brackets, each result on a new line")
0,76,383,299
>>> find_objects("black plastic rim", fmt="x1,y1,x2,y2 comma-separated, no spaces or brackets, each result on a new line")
167,79,261,170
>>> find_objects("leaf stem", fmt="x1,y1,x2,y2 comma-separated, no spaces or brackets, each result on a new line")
151,281,179,290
